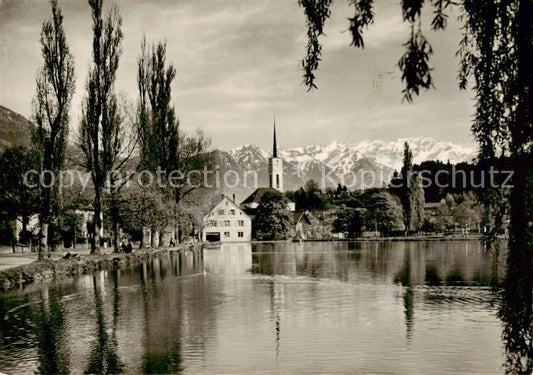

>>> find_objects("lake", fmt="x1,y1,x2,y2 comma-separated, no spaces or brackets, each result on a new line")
0,241,511,374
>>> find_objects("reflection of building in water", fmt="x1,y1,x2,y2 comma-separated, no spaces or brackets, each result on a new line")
203,243,252,275
202,195,252,242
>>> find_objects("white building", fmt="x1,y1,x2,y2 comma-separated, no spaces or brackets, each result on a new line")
202,195,252,242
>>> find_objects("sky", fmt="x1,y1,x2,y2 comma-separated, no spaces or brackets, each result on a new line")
0,0,477,151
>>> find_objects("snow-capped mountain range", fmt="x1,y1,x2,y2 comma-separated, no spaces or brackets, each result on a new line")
214,137,477,200
229,137,476,173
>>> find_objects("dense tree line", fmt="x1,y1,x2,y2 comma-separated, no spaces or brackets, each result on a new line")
0,0,213,253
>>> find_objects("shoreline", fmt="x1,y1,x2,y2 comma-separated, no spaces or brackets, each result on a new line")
0,237,500,292
302,235,493,242
0,244,203,293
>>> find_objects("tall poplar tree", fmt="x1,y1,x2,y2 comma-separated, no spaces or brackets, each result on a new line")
399,142,424,234
136,39,211,245
32,0,75,260
79,0,123,254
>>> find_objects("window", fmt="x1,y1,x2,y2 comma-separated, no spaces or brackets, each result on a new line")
237,220,245,226
218,209,225,215
238,232,244,238
229,209,235,215
224,220,231,226
224,232,230,238
208,220,217,227
276,174,280,189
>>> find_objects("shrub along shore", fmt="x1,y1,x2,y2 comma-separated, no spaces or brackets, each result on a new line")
0,244,203,293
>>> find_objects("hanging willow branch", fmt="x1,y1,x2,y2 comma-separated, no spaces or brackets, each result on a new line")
398,22,434,103
299,0,332,90
348,0,375,48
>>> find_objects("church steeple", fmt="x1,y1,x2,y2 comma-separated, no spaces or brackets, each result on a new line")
268,116,283,192
273,117,278,158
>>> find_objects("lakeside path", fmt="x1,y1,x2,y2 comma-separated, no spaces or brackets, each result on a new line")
0,247,115,271
0,244,203,292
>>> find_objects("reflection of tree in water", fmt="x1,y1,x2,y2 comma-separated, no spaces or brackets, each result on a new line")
85,271,123,374
139,260,182,374
498,247,532,374
395,249,414,343
445,268,465,286
424,265,441,286
269,280,281,360
138,251,212,374
33,286,69,374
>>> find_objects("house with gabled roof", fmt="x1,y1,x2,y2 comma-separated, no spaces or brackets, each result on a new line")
202,195,252,242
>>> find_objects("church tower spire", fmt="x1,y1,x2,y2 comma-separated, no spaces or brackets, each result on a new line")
268,117,283,192
273,116,278,158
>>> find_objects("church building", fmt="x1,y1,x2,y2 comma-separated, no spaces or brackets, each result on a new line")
241,121,295,212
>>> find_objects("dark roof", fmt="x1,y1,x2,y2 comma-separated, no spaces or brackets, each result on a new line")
241,187,293,205
293,210,315,225
293,212,305,223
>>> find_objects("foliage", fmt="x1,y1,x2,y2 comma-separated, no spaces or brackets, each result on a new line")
253,191,294,241
364,191,404,237
0,147,41,232
427,192,482,233
392,142,424,233
298,0,332,89
332,206,364,238
457,2,533,370
285,179,326,211
137,38,180,173
79,0,123,253
348,0,374,48
175,188,220,242
119,181,173,247
398,25,433,103
298,0,453,100
136,39,212,204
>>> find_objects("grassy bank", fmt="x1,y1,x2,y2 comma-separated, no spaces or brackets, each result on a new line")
0,244,203,292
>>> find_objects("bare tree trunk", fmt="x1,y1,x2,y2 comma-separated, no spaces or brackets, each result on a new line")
139,229,144,249
110,185,120,253
112,219,119,253
92,188,102,254
38,221,49,261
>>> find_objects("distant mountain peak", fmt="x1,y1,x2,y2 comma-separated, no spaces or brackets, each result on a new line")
0,105,34,153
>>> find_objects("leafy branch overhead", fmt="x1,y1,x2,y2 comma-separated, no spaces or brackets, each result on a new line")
299,0,332,90
298,0,455,101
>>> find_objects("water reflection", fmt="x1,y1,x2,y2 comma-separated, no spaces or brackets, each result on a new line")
394,247,414,342
0,241,527,374
34,285,69,374
85,271,122,374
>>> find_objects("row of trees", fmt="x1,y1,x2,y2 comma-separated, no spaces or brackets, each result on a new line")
23,0,211,259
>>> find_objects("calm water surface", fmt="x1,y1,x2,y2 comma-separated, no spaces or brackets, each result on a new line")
0,241,508,374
